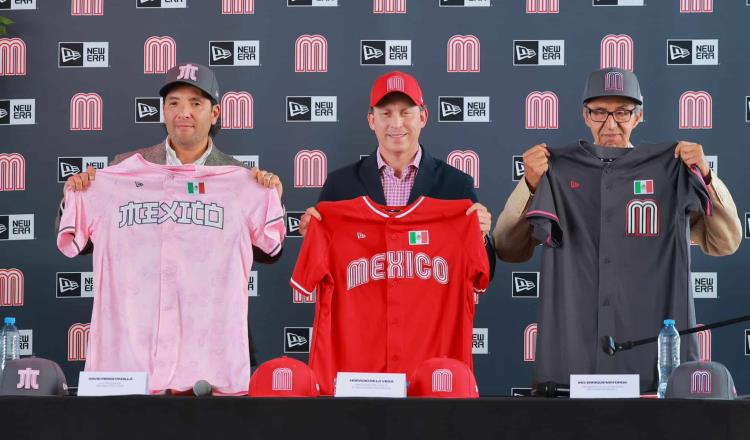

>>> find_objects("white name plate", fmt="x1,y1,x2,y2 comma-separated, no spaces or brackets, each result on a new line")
78,372,149,396
334,372,406,398
570,374,640,399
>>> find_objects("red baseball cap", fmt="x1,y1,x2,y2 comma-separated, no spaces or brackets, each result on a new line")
407,357,479,399
248,356,320,398
370,71,425,107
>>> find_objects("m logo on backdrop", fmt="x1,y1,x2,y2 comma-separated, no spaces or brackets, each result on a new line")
294,150,327,188
446,150,480,188
0,153,25,191
293,288,316,303
600,34,634,71
680,0,712,13
526,0,559,13
373,0,405,13
525,91,558,129
697,325,712,362
679,91,712,129
286,96,337,122
57,157,108,182
134,98,163,123
71,0,103,16
524,323,537,362
472,328,488,354
447,35,480,72
69,93,103,131
67,323,90,361
209,41,259,67
284,327,312,353
295,35,327,72
512,155,524,181
143,36,176,74
222,0,254,14
285,211,304,237
0,38,26,76
221,92,253,129
512,272,539,298
0,268,24,307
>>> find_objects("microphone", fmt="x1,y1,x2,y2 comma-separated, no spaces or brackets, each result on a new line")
532,381,569,398
193,380,213,397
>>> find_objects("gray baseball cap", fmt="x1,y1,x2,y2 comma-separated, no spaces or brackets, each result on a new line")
582,67,642,105
159,62,221,103
0,357,68,396
665,361,737,400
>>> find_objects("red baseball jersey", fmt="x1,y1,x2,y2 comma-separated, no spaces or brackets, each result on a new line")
290,196,489,395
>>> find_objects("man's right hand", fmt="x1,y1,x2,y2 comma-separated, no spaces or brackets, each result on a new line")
522,143,550,193
299,206,322,236
64,166,97,192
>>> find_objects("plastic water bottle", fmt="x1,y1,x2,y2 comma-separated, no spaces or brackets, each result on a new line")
657,318,680,399
1,317,20,371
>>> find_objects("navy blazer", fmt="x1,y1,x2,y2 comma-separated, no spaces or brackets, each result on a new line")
318,145,496,280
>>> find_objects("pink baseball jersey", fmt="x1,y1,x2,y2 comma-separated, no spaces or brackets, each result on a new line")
57,154,285,395
290,196,489,395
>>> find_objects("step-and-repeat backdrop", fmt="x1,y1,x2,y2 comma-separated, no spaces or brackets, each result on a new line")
1,0,748,395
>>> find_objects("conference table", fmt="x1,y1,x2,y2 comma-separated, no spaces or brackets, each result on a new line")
5,395,750,439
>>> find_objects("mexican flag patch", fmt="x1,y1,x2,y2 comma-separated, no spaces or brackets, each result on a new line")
187,181,205,194
409,230,429,245
633,179,653,195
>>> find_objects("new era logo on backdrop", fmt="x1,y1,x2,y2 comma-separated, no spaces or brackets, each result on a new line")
0,99,34,125
287,0,338,6
57,157,108,182
0,268,24,306
286,97,337,122
222,0,254,14
144,36,176,74
525,91,558,129
746,97,750,123
524,323,537,362
71,0,103,15
247,270,258,297
745,329,750,356
209,41,259,67
361,40,411,66
512,272,539,298
232,155,259,169
440,0,490,6
691,272,717,299
512,155,524,181
294,149,327,188
704,155,717,175
222,92,253,129
134,98,163,123
284,327,312,353
513,40,564,66
136,0,187,8
472,328,488,354
438,97,489,122
0,214,34,240
58,42,109,68
680,0,712,13
447,35,479,72
0,153,25,191
447,150,480,188
679,91,712,129
295,35,327,72
0,0,36,10
601,34,634,71
593,0,644,5
70,93,103,130
373,0,405,13
526,0,558,13
18,329,31,355
286,211,304,237
667,40,718,65
56,272,94,298
68,323,90,361
0,38,26,76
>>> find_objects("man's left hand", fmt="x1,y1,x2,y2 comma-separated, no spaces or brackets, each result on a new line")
251,168,283,198
466,203,491,235
675,141,711,180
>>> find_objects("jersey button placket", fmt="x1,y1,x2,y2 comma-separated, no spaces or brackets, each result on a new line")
385,224,402,371
596,165,617,370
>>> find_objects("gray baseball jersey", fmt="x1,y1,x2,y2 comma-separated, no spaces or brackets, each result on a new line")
526,141,711,391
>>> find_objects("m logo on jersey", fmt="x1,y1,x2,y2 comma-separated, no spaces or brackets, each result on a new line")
293,287,316,303
679,91,712,129
136,0,187,8
447,35,479,72
134,97,163,123
626,199,659,236
0,153,25,191
286,211,304,237
512,272,539,298
525,91,558,129
447,150,480,188
691,272,717,299
57,157,108,182
513,41,564,66
222,0,254,14
58,42,108,67
294,149,327,188
680,0,712,13
0,99,34,125
0,214,34,240
222,92,253,129
67,323,90,361
56,272,95,298
440,0,491,6
144,36,176,74
295,35,328,73
438,97,489,122
232,155,259,169
209,41,259,67
0,0,36,9
70,92,103,131
472,328,488,354
526,0,558,13
0,268,24,306
601,34,634,71
247,270,258,297
286,96,337,122
374,0,405,13
512,155,524,181
667,40,718,65
0,38,26,76
361,40,411,66
284,327,312,353
524,323,537,362
287,0,338,6
593,0,644,5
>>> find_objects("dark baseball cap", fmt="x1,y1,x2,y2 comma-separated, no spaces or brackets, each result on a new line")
582,67,642,105
665,361,737,400
0,357,69,396
159,62,221,103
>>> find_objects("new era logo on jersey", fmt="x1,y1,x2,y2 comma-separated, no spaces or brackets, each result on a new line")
56,272,95,298
287,0,338,6
286,96,337,122
667,40,718,65
513,40,564,66
134,98,163,123
633,179,653,194
512,272,539,298
440,0,491,6
0,214,34,240
58,42,109,68
248,270,258,297
0,99,35,125
357,232,366,239
57,157,108,182
232,155,259,169
408,230,429,245
136,0,187,8
438,97,490,122
472,328,488,354
512,155,525,181
360,40,411,65
284,327,312,353
209,41,259,66
286,211,304,238
593,0,644,5
691,272,717,299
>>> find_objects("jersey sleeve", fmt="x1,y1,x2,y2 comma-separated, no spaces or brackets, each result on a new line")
290,216,330,297
57,187,98,258
465,212,490,294
681,164,713,217
524,174,562,248
248,187,286,258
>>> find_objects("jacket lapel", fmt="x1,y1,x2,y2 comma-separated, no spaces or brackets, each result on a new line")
408,145,436,204
359,150,386,205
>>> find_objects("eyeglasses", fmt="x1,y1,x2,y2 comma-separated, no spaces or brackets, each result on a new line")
584,106,637,123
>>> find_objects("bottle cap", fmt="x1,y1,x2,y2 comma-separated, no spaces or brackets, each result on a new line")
3,317,15,325
663,319,675,326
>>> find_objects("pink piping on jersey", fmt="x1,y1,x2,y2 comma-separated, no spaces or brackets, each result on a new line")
290,278,313,296
361,195,426,219
689,165,713,216
526,210,560,222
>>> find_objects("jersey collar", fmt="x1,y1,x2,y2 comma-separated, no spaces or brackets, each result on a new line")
362,195,426,219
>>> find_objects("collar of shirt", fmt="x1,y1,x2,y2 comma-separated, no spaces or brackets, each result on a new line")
376,146,422,179
164,137,214,166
